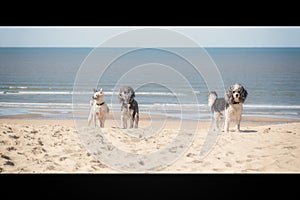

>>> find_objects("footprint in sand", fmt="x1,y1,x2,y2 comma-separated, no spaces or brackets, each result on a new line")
254,146,263,150
63,149,74,154
285,131,294,134
46,165,55,170
263,128,271,133
30,130,38,134
1,154,15,166
59,157,68,161
225,151,234,156
168,147,177,153
202,161,212,167
186,153,197,157
6,146,16,151
9,135,20,139
1,154,11,160
224,162,232,168
0,140,8,145
4,160,14,166
283,146,297,150
38,138,44,146
32,147,47,154
236,159,252,164
5,127,13,133
247,154,257,158
213,168,223,172
192,159,203,164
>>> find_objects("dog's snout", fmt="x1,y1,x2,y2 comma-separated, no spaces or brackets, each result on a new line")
235,93,239,98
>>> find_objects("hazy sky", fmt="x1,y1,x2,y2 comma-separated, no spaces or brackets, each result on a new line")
0,26,299,47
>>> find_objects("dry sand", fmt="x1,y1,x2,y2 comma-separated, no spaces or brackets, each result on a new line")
0,113,299,173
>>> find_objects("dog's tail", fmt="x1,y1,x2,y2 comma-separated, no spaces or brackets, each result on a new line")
208,91,217,107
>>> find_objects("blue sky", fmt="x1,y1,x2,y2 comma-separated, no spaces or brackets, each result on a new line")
0,26,300,47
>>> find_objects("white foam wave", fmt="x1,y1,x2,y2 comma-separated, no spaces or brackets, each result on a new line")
1,90,186,96
1,91,91,95
136,92,185,96
0,102,75,108
244,104,300,109
152,103,207,107
8,86,28,89
1,102,300,114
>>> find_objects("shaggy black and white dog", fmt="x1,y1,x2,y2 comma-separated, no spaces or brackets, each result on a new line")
208,83,248,133
119,86,139,129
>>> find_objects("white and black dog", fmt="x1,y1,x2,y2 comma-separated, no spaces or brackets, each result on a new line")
208,83,248,133
88,88,109,128
119,86,139,129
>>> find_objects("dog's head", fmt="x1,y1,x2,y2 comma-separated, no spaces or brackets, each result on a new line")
119,86,135,104
92,88,105,102
225,83,248,104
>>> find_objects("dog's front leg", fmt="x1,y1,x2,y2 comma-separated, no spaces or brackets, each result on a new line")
100,115,106,128
134,113,139,128
127,104,133,128
93,114,97,127
88,112,92,127
95,116,101,128
88,106,95,127
235,107,242,133
121,107,128,129
121,115,127,129
129,112,139,128
213,112,221,132
236,115,241,133
129,109,135,128
100,117,104,128
224,116,230,133
129,116,134,128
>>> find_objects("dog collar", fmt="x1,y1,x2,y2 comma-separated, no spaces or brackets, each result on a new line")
96,102,105,106
233,102,240,104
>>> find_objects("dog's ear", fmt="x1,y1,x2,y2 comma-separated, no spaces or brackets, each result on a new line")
225,87,233,103
118,90,124,102
99,88,103,94
93,88,97,93
240,86,248,100
130,88,135,98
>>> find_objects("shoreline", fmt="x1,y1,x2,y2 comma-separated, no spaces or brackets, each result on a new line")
1,111,299,125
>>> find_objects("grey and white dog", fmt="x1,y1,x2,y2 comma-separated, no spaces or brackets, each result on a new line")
208,83,248,133
119,86,139,129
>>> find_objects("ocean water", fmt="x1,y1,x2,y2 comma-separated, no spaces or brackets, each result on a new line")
0,47,300,120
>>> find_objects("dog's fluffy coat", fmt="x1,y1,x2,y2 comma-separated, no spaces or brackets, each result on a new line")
119,86,139,129
88,88,109,128
208,83,248,133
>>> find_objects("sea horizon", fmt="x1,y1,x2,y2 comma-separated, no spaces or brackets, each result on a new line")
1,47,300,121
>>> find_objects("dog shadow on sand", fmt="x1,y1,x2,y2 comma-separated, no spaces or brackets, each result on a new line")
239,129,257,133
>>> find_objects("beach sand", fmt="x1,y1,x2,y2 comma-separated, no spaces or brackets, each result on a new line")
1,113,300,173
